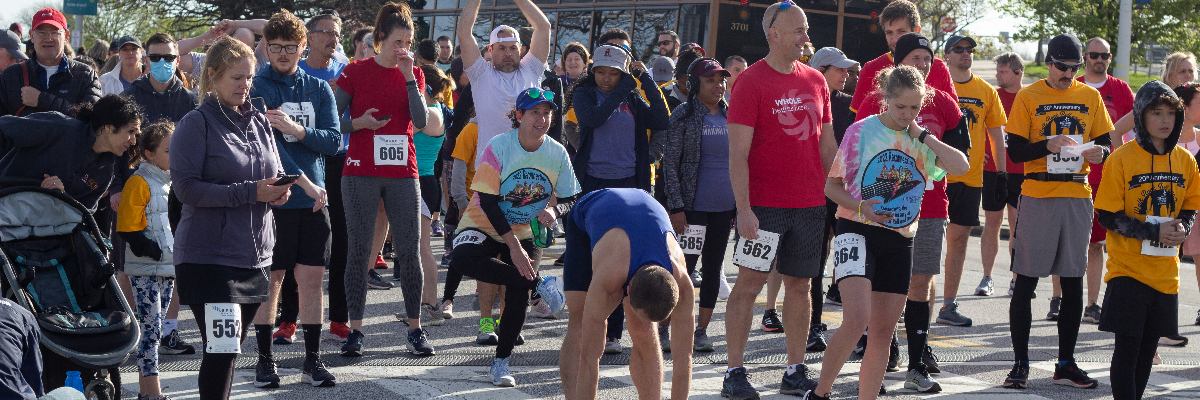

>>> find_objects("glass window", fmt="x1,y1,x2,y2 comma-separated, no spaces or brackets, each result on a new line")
493,12,526,35
840,15,887,66
595,10,633,56
560,0,591,3
434,0,460,9
431,15,458,45
678,4,709,51
845,0,888,17
807,12,838,50
796,0,839,13
633,8,679,63
712,3,766,64
471,13,494,47
555,11,593,60
415,16,433,42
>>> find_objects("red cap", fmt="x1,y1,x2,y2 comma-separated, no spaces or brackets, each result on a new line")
32,8,67,31
689,58,729,78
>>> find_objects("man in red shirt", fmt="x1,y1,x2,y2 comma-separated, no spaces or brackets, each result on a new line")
849,0,956,115
721,3,837,399
980,52,1026,296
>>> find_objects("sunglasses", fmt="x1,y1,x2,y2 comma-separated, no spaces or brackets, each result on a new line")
658,40,674,46
1087,52,1111,61
1050,59,1082,73
147,54,177,63
525,87,555,102
949,47,975,54
268,44,300,54
767,1,797,29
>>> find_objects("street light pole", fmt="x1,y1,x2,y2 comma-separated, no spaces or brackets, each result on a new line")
1115,0,1132,79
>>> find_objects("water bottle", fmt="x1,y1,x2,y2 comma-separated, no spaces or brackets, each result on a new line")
64,371,84,393
531,217,554,248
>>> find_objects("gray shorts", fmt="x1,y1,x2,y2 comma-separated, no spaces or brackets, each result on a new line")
744,206,827,278
911,218,947,276
1011,196,1091,278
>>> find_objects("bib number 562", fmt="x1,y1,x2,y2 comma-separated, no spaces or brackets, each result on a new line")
732,230,781,272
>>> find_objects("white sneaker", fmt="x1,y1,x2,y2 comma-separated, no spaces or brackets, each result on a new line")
438,299,454,319
490,357,517,387
718,274,732,300
604,338,623,354
529,298,556,319
422,304,444,326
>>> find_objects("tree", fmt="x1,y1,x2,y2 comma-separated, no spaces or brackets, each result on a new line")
918,0,990,50
1002,0,1200,64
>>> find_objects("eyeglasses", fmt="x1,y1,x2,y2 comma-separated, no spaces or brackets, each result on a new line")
1050,59,1082,73
1087,52,1111,61
525,87,555,102
311,29,341,39
147,54,177,63
268,44,300,54
658,40,674,46
33,29,62,38
767,1,798,29
950,47,975,54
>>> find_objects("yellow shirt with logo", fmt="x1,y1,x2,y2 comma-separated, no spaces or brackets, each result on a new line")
1095,142,1200,294
948,75,1007,187
1007,79,1114,199
450,121,479,198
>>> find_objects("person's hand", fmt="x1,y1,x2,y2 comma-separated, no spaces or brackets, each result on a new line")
509,245,536,281
21,86,39,107
41,174,63,191
256,178,292,203
270,188,291,206
1158,219,1187,246
669,212,687,234
109,192,122,211
302,184,327,211
353,108,389,131
537,208,557,227
266,109,306,140
736,208,759,240
860,198,893,225
908,119,923,139
1082,146,1105,164
1046,135,1078,154
207,21,230,40
397,49,416,80
630,61,646,75
454,194,468,211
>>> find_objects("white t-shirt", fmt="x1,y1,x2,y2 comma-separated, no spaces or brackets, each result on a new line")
466,53,548,158
40,63,59,87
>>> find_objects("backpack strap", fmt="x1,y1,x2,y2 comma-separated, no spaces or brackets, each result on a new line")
13,61,29,116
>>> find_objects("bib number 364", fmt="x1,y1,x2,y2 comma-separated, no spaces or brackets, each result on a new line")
733,230,780,272
832,233,867,281
204,303,242,354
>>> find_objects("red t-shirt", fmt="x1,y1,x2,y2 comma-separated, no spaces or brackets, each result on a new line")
727,59,833,208
1078,75,1134,189
856,86,962,219
337,58,426,178
996,88,1022,174
850,53,958,113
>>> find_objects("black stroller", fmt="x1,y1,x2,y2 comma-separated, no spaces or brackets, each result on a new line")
0,185,140,400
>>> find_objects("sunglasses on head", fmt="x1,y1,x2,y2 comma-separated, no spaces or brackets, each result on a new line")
525,87,555,102
1087,52,1111,61
1050,59,1082,73
949,47,975,54
767,1,798,29
147,54,177,63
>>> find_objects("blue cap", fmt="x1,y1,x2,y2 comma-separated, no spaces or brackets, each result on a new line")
515,87,558,111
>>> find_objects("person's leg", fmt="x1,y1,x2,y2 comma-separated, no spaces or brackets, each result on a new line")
560,292,589,399
342,176,381,330
420,214,439,305
1086,243,1104,306
724,267,771,369
132,276,165,396
765,271,782,311
382,178,424,328
813,277,871,396
981,210,1003,279
1057,276,1084,363
607,304,625,341
696,211,733,330
371,200,390,269
194,302,262,400
1110,333,1142,400
942,223,970,305
295,264,326,353
450,236,535,357
780,275,812,364
859,292,908,400
165,292,181,335
252,269,286,360
326,157,349,326
1134,331,1159,398
278,270,299,325
905,274,934,370
1009,274,1039,365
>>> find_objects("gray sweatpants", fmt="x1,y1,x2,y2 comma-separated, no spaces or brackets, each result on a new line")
342,175,422,320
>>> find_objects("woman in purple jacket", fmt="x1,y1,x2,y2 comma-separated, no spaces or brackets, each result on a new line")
169,36,293,400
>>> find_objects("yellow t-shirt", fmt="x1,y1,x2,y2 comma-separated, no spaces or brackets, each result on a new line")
1007,80,1115,199
116,175,151,233
450,121,479,198
1095,142,1200,294
948,75,1007,187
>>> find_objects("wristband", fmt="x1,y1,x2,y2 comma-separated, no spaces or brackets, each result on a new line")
918,129,930,144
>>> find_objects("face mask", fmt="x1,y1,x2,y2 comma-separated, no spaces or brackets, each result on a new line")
150,60,175,83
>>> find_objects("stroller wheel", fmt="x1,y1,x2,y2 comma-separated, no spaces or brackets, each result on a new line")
85,377,115,400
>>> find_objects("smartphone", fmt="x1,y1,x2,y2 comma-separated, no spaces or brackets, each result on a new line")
375,114,392,122
272,174,300,186
249,97,267,114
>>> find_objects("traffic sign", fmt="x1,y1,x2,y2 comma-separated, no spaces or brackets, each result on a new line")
63,0,98,16
941,16,956,33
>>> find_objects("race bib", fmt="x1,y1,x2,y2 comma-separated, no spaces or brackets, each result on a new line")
279,102,315,142
1047,135,1084,174
204,303,241,354
452,230,488,248
1142,215,1179,256
732,230,780,272
832,233,867,281
678,225,706,255
374,135,409,166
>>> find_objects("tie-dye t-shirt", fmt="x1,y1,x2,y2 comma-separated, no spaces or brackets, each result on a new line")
829,115,945,237
457,130,581,241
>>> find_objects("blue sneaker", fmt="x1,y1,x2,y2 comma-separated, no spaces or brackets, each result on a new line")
491,357,517,387
536,276,565,314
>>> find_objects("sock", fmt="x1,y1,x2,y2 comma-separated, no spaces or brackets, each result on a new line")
1057,358,1073,368
904,300,931,370
162,319,179,336
255,324,273,358
785,363,802,375
725,367,741,378
302,324,321,357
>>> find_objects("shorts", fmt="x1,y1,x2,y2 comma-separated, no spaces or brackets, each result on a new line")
271,208,332,270
1099,276,1178,338
831,218,913,295
1011,196,1091,278
175,263,269,304
825,198,838,232
911,218,947,276
743,206,828,278
563,214,595,292
1089,214,1106,244
419,175,442,215
946,183,982,226
982,171,1005,211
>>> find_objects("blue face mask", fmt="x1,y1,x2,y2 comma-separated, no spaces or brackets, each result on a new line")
149,60,175,83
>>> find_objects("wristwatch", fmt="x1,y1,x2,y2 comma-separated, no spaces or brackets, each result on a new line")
918,129,930,144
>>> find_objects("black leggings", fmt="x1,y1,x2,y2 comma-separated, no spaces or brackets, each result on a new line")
441,201,463,302
1009,274,1082,363
449,233,541,358
190,303,261,400
1111,332,1158,399
326,155,348,323
685,210,734,309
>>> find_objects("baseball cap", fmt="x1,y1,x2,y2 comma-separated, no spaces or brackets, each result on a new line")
1046,34,1083,63
688,58,729,78
591,44,630,75
113,35,142,50
0,30,27,62
32,7,67,31
515,87,558,111
810,47,858,69
893,33,933,66
650,56,675,83
943,35,977,53
489,25,520,46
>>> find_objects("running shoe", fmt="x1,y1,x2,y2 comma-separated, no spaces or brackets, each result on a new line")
936,301,974,327
1052,362,1098,389
689,270,702,287
659,324,670,353
368,270,393,290
327,322,350,341
1007,279,1036,298
604,338,624,354
422,303,444,326
407,328,436,356
1003,364,1029,389
553,256,565,266
1047,296,1061,321
825,284,842,306
694,328,714,352
851,335,867,360
476,317,499,345
254,355,280,389
801,390,829,400
159,330,196,355
780,364,818,395
1154,352,1163,365
438,299,454,319
302,356,337,387
1195,309,1200,326
272,322,297,345
806,323,827,352
761,309,784,333
529,298,556,319
1160,335,1189,347
439,254,450,267
374,254,388,269
720,367,759,400
535,276,566,314
136,395,171,400
491,357,516,387
431,219,445,237
340,330,365,357
923,345,941,374
1082,304,1102,324
718,274,732,300
975,276,994,296
904,366,942,393
887,334,900,372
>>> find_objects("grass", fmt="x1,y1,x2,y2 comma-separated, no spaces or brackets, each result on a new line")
1024,63,1157,91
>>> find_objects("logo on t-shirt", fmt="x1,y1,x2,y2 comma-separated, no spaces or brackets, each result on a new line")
771,90,822,140
1041,114,1086,137
1130,172,1184,216
958,97,983,127
499,167,553,224
861,149,926,228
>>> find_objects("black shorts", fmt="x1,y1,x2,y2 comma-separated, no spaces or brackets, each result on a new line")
271,208,332,270
563,215,595,292
419,175,442,215
831,218,913,295
1099,276,1179,338
946,182,982,226
982,171,1006,212
746,206,827,278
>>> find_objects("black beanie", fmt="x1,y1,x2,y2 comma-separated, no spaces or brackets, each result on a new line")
1045,34,1083,63
893,33,933,66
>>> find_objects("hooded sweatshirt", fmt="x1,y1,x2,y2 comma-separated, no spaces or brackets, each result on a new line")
1095,80,1200,294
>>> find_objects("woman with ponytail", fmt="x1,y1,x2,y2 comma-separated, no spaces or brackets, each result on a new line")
415,63,451,324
